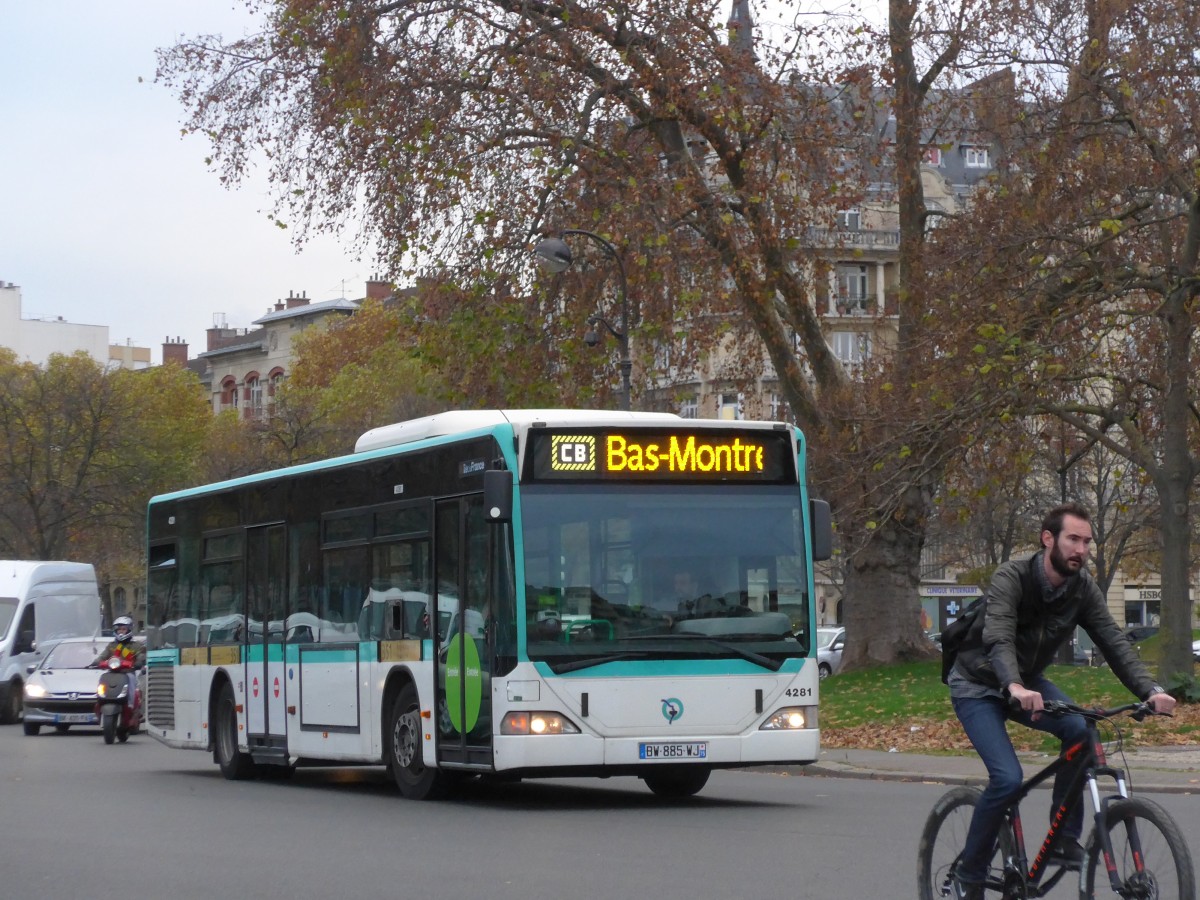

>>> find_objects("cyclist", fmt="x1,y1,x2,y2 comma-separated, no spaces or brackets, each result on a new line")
947,502,1176,900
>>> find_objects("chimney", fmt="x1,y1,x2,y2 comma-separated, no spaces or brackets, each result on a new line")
162,336,189,367
285,289,309,310
366,278,392,301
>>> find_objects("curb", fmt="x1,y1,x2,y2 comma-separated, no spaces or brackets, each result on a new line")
794,761,1199,795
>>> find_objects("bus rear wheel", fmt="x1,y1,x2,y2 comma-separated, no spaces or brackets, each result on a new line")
387,683,447,800
642,767,710,798
215,681,257,780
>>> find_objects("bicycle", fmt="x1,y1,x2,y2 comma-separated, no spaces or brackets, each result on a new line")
918,700,1195,899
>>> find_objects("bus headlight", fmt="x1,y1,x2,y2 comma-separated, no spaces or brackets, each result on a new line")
501,711,581,735
760,706,816,730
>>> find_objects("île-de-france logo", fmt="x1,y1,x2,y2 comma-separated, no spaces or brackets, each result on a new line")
551,434,596,472
660,697,683,724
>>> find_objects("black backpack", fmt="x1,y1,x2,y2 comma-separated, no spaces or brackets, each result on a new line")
939,595,986,684
940,554,1074,684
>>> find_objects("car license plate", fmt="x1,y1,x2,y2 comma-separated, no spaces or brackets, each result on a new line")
639,741,706,760
56,713,95,723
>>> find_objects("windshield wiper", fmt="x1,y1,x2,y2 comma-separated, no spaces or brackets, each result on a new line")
549,652,645,674
692,637,782,671
619,633,784,671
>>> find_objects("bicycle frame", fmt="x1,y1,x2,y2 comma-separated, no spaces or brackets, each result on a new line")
994,705,1142,898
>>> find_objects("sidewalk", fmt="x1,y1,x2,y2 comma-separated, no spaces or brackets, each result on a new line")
793,745,1200,794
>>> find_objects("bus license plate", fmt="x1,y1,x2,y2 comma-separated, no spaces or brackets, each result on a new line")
639,742,706,760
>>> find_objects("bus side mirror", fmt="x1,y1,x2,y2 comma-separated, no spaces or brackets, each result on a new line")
484,469,513,523
810,499,832,561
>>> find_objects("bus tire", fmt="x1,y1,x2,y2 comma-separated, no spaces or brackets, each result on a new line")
214,681,257,780
642,767,710,798
387,683,446,800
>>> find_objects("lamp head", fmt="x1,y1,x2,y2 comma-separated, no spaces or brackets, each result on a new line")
534,237,573,273
583,327,601,347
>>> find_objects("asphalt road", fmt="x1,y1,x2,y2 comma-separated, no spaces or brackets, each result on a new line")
2,724,1196,899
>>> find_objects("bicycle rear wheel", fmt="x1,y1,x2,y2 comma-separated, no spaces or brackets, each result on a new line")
1083,797,1195,899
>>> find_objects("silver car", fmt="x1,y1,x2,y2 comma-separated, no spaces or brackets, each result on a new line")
22,636,109,735
816,626,845,680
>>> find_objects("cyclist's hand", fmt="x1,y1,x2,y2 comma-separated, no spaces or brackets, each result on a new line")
1008,683,1045,715
1148,691,1177,716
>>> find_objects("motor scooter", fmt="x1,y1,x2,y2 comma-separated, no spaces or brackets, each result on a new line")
95,655,142,744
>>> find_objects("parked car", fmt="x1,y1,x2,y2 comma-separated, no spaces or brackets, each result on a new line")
1192,639,1200,663
21,636,111,735
1123,625,1159,644
816,626,845,680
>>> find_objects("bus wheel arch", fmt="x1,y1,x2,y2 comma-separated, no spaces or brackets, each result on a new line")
211,675,257,780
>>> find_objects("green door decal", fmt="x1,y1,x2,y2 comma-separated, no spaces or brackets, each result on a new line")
444,633,483,734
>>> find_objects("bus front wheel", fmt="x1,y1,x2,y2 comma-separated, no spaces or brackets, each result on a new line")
387,683,447,801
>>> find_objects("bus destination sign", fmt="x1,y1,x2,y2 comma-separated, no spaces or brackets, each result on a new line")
527,429,794,483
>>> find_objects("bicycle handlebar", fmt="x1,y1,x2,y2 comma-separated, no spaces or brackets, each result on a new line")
1040,699,1169,721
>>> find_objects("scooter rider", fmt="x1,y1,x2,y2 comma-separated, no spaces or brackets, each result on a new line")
94,616,145,703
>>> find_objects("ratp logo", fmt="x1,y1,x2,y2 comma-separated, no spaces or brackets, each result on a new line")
661,697,684,724
551,434,596,471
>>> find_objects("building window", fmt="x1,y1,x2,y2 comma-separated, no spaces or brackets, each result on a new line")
679,395,698,419
718,392,743,420
831,331,872,375
836,208,861,231
836,264,869,314
923,146,942,166
247,375,264,419
769,393,788,421
221,376,239,411
963,146,990,168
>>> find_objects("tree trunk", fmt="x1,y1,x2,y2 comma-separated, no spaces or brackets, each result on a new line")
1154,285,1198,683
840,488,939,668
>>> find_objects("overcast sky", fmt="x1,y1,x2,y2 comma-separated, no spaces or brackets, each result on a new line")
1,2,365,364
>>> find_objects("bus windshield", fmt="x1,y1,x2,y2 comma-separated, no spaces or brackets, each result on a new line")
519,483,812,671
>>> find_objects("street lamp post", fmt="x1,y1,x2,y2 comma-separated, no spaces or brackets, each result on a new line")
534,229,631,411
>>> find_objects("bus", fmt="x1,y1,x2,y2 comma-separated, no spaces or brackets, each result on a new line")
143,409,832,799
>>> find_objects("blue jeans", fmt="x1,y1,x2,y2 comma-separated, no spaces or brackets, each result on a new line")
951,678,1089,883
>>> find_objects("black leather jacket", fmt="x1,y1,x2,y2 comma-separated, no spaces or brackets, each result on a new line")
955,553,1157,700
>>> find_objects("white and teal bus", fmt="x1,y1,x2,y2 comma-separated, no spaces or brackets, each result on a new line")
144,409,832,799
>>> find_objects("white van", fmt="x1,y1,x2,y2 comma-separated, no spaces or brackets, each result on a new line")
0,561,103,724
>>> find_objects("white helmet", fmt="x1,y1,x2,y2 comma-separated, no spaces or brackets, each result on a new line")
113,616,134,643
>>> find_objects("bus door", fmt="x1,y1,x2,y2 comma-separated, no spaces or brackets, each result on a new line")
434,494,493,767
245,524,288,751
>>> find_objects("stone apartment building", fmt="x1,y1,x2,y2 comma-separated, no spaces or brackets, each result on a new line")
162,279,394,417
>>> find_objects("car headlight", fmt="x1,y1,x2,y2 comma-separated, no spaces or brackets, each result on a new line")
759,706,817,730
24,683,48,699
500,711,581,735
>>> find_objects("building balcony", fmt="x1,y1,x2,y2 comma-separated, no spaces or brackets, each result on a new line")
805,227,901,252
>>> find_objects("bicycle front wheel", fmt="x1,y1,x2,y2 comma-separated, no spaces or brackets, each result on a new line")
918,786,981,900
1083,797,1196,899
